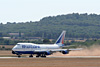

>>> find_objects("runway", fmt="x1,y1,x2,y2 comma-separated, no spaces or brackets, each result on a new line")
0,56,100,58
48,56,100,58
0,56,100,67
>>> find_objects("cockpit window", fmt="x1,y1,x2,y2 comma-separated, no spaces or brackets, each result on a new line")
16,44,20,45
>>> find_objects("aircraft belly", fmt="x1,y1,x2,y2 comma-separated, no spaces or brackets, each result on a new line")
14,51,34,54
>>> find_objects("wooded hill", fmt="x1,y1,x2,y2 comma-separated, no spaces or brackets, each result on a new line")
1,13,100,39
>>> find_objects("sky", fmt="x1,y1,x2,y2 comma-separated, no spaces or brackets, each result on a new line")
0,0,100,24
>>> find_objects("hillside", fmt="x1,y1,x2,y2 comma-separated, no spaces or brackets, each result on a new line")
0,13,100,39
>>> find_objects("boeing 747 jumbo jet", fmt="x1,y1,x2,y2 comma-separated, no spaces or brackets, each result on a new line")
12,31,80,58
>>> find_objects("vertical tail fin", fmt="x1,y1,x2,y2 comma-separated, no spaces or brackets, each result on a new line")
55,31,66,46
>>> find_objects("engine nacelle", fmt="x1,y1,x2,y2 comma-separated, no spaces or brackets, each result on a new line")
62,50,69,54
45,51,52,55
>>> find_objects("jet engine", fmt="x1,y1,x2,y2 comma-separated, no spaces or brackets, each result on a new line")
62,50,69,54
45,51,52,55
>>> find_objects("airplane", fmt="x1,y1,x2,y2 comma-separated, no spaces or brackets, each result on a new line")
12,31,81,58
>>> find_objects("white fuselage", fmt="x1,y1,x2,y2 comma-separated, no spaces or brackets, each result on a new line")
12,43,60,51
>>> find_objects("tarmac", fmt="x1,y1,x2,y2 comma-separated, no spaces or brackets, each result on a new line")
0,56,100,67
1,56,100,58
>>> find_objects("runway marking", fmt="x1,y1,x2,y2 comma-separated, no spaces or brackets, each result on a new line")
0,56,29,58
48,56,100,58
0,56,100,58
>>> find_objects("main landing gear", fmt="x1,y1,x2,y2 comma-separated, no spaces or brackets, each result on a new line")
17,54,33,58
29,54,33,57
17,54,46,58
36,54,46,58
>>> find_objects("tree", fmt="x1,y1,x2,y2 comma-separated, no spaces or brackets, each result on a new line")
43,39,50,44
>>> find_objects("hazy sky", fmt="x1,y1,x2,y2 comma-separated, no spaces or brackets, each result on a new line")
0,0,100,23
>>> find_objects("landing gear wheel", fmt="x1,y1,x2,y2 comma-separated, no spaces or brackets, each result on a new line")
41,56,46,58
36,54,40,58
43,56,46,58
41,54,46,58
29,54,33,57
18,55,21,58
36,55,39,58
17,54,21,58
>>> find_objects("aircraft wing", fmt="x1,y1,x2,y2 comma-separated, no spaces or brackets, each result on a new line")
34,48,82,52
68,48,83,51
34,49,67,52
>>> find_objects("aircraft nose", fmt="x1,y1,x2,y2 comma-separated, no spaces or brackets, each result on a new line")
12,46,17,51
12,47,15,51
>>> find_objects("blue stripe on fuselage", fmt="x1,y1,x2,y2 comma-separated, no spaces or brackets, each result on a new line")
14,51,46,54
15,51,34,54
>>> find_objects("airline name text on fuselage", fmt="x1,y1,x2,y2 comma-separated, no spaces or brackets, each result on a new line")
22,45,40,48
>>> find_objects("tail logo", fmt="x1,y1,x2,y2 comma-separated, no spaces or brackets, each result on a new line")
55,31,66,44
